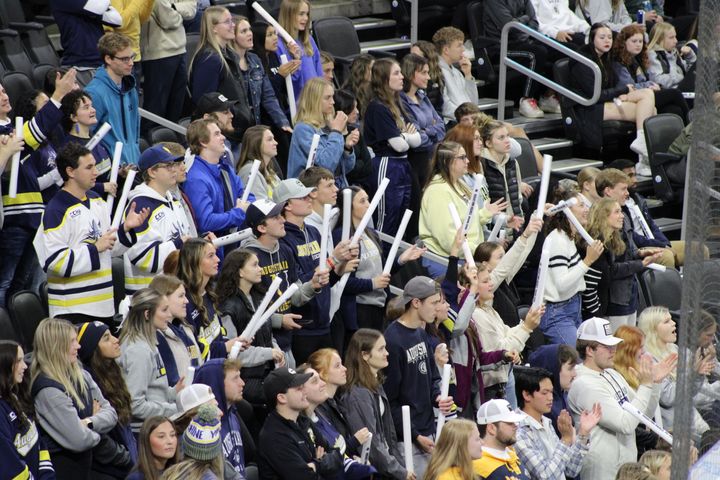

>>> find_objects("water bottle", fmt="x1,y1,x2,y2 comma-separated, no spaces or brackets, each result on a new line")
642,0,652,11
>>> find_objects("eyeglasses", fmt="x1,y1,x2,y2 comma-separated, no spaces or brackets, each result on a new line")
217,18,236,26
455,154,469,160
153,163,175,170
112,53,137,64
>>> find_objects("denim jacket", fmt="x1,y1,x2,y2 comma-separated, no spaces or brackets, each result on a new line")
243,51,290,129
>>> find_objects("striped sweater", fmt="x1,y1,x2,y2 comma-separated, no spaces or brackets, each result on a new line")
33,189,135,318
542,229,589,303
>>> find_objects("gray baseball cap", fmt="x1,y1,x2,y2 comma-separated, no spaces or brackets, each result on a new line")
273,178,316,204
402,276,439,305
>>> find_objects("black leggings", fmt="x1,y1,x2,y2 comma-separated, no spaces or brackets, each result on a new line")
654,88,690,124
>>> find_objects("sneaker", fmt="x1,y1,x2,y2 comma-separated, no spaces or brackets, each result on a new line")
519,98,544,119
635,159,651,177
539,94,561,114
630,130,648,157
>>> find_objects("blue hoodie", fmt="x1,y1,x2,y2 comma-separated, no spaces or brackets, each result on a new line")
528,344,571,435
85,67,141,166
194,360,249,477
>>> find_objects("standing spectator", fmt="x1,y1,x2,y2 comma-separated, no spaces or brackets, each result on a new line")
320,51,335,84
49,0,122,70
576,0,632,32
409,41,445,115
431,27,479,123
258,366,343,479
287,78,357,186
34,142,148,324
107,0,155,81
183,118,252,259
384,277,454,479
513,367,601,480
31,318,118,479
119,289,181,433
232,16,292,134
276,0,324,103
123,145,193,294
364,59,421,234
77,321,138,477
141,0,197,124
342,54,374,117
474,399,530,480
0,340,55,480
161,143,199,237
334,89,373,190
189,7,253,141
126,416,180,480
86,32,142,166
568,317,663,480
191,92,240,169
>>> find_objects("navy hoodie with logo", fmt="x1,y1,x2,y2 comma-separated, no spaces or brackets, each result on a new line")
0,397,54,480
194,359,255,477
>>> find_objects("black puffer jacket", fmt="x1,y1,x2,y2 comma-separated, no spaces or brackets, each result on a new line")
482,151,524,217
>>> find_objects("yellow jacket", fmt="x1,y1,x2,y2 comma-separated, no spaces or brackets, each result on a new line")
107,0,156,59
419,175,493,258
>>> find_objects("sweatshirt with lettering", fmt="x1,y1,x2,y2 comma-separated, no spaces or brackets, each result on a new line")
383,320,441,439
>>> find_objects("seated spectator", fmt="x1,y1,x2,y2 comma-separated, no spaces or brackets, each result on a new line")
59,90,117,202
576,0,632,32
194,359,256,477
183,118,252,259
141,0,197,124
149,274,203,387
647,23,697,91
531,0,590,48
189,7,253,141
124,145,193,294
276,0,324,103
31,318,118,479
474,399,529,479
364,59,421,234
482,1,561,117
77,321,137,477
119,289,181,433
258,367,343,478
419,141,505,277
410,41,445,115
86,32,141,166
237,126,284,201
423,419,485,480
527,344,581,433
625,0,698,41
343,54,375,116
615,462,657,480
334,89,373,190
49,0,122,69
514,367,600,480
232,16,292,134
577,166,602,206
612,25,690,127
0,340,55,480
162,404,225,478
126,416,180,480
320,51,335,84
570,24,655,168
431,27,479,123
287,78,356,185
639,449,672,480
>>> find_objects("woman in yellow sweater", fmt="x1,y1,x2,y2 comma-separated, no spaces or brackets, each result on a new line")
419,141,505,277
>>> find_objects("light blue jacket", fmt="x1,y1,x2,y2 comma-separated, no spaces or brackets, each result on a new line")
85,66,141,165
287,123,355,188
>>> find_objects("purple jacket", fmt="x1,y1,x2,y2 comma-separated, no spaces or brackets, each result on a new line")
276,36,323,101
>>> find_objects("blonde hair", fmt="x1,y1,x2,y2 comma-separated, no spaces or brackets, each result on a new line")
31,318,88,409
424,419,479,480
191,7,232,76
640,449,671,477
295,77,333,127
587,198,626,255
120,288,165,346
577,167,601,193
279,0,314,56
647,23,676,52
638,306,677,378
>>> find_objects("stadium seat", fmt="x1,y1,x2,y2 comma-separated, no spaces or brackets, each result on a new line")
113,256,125,313
0,307,19,342
149,126,186,146
643,113,685,203
1,71,34,112
186,33,201,74
19,26,59,67
552,58,636,160
0,29,35,79
32,63,55,89
38,280,49,316
638,268,682,318
7,290,46,351
514,137,541,181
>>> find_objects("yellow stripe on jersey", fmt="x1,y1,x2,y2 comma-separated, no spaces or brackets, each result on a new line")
49,269,111,284
2,192,43,206
48,292,114,307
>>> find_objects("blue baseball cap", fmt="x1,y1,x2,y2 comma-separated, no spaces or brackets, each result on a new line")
139,145,183,171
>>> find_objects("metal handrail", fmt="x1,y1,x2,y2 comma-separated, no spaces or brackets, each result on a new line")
140,108,187,135
497,21,602,121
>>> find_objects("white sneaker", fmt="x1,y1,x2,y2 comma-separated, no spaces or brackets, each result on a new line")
539,94,561,114
630,130,648,157
519,98,544,118
635,159,651,177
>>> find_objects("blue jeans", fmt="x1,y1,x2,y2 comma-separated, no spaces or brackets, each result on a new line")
505,369,518,409
540,293,582,345
422,256,448,280
0,226,45,308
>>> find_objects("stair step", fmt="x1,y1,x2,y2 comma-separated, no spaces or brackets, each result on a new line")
478,97,514,111
352,17,396,31
550,158,603,174
312,0,391,20
654,217,682,233
360,38,411,53
531,137,573,152
506,112,563,135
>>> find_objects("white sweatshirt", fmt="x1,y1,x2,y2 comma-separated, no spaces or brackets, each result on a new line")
531,0,590,38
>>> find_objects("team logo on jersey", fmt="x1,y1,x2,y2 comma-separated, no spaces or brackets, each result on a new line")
83,219,103,243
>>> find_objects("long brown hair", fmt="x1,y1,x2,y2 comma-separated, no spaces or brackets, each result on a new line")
411,40,444,92
237,125,278,183
344,329,384,392
424,419,479,480
215,249,262,305
445,124,483,174
613,24,649,70
424,141,471,199
177,238,218,328
150,274,191,328
133,416,180,480
587,198,626,255
370,58,405,129
89,345,133,425
0,341,32,430
344,54,374,115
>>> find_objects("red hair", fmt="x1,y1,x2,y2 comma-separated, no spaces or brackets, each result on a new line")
444,124,483,174
613,24,649,70
613,325,645,390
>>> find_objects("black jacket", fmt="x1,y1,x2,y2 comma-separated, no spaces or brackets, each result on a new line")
482,154,523,217
483,0,539,42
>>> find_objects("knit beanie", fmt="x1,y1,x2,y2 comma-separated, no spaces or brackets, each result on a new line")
76,321,109,364
181,403,222,461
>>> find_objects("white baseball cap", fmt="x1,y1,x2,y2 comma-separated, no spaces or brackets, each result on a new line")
476,399,525,425
577,317,623,346
170,383,215,421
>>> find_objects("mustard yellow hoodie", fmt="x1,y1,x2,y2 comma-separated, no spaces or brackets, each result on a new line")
106,0,156,59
